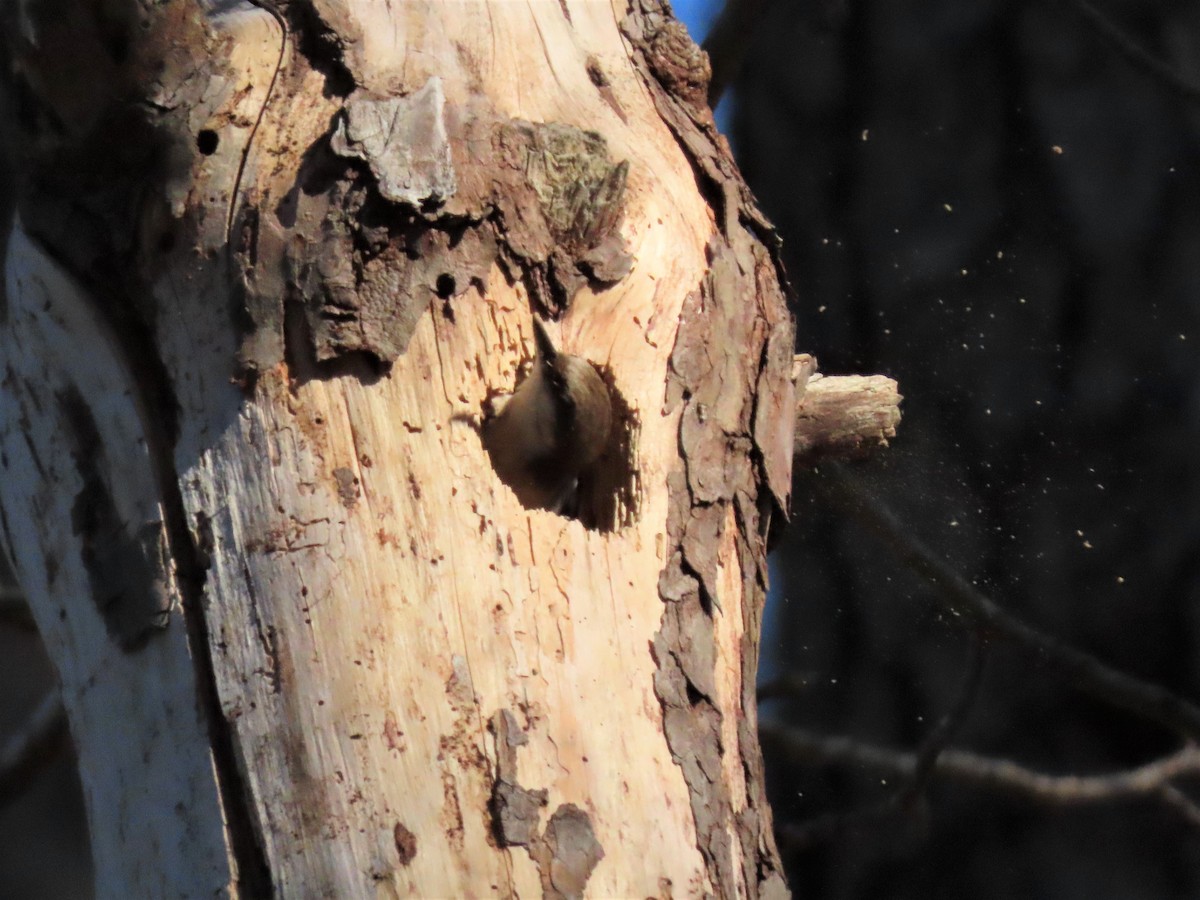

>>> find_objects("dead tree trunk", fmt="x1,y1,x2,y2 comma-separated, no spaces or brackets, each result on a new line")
0,0,794,895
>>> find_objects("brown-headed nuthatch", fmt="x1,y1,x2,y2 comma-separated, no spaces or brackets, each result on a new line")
482,318,613,513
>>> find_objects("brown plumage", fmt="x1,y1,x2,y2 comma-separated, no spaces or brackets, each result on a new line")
482,318,612,512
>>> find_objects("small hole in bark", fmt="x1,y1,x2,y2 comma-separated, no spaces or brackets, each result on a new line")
393,822,417,866
197,130,219,155
586,56,609,87
435,273,456,298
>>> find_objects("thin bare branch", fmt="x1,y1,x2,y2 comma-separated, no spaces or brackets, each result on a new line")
0,691,68,808
761,720,1200,818
767,642,985,851
900,636,986,805
1067,0,1200,104
812,465,1200,742
1158,785,1200,828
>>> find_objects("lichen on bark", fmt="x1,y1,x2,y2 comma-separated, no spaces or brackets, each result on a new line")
236,79,633,378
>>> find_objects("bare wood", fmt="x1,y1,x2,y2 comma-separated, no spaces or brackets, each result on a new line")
3,222,242,893
793,355,903,466
0,0,792,896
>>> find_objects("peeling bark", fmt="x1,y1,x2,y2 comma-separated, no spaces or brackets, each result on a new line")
0,0,794,895
243,83,632,374
489,709,548,848
488,709,604,898
625,2,794,896
529,804,605,900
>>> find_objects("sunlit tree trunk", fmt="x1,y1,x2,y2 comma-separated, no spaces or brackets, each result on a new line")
0,0,794,895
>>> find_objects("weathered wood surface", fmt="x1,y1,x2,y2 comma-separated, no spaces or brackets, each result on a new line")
793,355,902,466
0,0,793,896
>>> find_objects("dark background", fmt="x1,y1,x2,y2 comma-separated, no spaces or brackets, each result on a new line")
3,0,1200,896
729,0,1200,897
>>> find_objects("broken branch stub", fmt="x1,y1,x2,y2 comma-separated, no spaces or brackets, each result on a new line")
793,354,903,466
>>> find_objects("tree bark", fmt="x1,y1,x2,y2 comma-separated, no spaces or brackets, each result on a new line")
0,0,793,896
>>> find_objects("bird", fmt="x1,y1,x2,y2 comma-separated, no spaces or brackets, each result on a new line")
481,318,613,514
